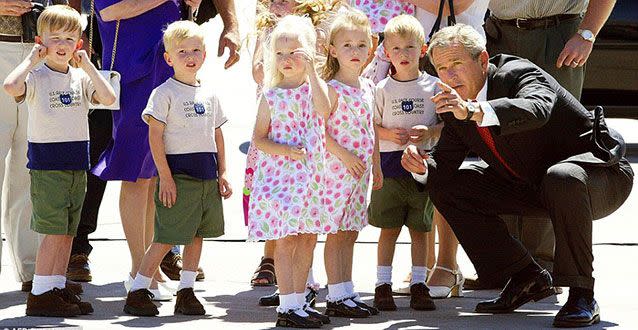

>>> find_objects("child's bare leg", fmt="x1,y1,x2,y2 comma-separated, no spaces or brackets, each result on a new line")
264,239,276,259
275,236,297,295
182,237,203,272
426,229,436,270
128,243,172,292
408,229,427,267
35,235,72,276
293,234,316,294
324,233,342,285
377,227,401,266
341,230,358,282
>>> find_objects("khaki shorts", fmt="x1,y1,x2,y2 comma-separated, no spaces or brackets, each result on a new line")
30,170,86,236
154,174,224,245
368,176,433,232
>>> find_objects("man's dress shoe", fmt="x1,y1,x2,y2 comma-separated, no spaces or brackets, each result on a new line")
475,269,555,313
553,297,600,328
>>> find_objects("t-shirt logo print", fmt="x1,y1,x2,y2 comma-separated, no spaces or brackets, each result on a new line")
401,100,414,112
194,103,206,115
60,93,73,105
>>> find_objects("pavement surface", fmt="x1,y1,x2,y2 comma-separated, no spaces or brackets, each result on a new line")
2,1,638,329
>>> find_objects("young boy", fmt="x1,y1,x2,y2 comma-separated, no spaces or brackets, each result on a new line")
369,15,442,312
2,5,116,317
123,20,232,317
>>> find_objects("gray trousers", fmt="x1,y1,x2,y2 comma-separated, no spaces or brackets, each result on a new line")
485,16,585,271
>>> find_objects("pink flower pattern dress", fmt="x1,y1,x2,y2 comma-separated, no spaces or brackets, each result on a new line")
248,84,332,240
350,0,415,33
325,78,376,231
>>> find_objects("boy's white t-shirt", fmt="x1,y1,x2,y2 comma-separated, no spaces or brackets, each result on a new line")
374,73,440,152
24,64,95,170
142,77,227,179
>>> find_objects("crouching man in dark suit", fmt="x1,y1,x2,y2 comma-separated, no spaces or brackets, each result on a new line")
401,24,633,328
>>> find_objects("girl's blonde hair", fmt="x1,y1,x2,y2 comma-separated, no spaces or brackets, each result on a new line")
263,15,317,88
321,8,371,81
37,5,82,38
255,0,341,32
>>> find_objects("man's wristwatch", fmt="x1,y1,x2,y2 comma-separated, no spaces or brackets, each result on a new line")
577,29,596,43
464,101,479,122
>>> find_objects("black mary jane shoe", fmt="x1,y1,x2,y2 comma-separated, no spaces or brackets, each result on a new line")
305,288,318,307
553,297,600,328
304,305,331,325
325,299,370,318
475,269,555,314
350,298,379,315
259,291,280,307
276,310,323,328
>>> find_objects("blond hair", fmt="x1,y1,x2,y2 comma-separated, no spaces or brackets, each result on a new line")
163,20,205,52
383,14,425,45
263,15,317,88
426,24,486,61
37,5,82,38
321,8,371,81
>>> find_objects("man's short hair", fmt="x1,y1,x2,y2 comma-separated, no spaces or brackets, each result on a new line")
384,15,425,45
163,20,206,52
427,24,486,61
37,5,82,38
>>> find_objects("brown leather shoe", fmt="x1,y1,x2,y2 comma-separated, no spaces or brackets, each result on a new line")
124,289,159,316
410,283,436,311
196,266,205,281
67,254,92,282
160,252,182,281
26,288,81,317
22,280,83,295
174,288,205,315
373,284,397,311
56,287,93,315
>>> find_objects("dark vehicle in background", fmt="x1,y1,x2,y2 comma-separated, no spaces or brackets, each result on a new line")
582,0,638,120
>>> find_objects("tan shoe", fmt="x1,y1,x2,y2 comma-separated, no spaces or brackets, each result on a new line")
373,284,397,311
410,283,436,311
124,289,159,316
174,288,205,315
26,288,81,317
67,254,92,282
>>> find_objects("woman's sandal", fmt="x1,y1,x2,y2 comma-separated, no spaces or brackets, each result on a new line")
250,257,277,287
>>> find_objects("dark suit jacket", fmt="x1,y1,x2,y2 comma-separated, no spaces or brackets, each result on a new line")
425,54,627,188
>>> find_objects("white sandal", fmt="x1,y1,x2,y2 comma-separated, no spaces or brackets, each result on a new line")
428,266,464,299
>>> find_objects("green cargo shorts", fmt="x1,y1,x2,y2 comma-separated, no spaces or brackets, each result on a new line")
154,174,224,245
30,170,87,236
368,176,433,232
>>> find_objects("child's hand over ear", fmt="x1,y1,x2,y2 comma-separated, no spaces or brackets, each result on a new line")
74,50,91,71
28,44,47,65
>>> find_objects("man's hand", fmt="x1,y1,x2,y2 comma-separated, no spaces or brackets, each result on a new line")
218,25,240,69
556,35,594,68
159,175,177,208
431,81,469,120
401,145,428,175
218,174,232,199
0,0,32,16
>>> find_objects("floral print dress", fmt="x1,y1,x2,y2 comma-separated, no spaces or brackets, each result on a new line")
248,84,333,240
325,78,376,231
350,0,415,33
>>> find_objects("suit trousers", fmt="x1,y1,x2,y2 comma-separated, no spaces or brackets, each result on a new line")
485,16,585,270
0,41,41,282
71,109,112,256
429,160,633,289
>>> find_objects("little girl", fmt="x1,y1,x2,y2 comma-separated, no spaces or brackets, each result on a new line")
248,15,332,328
320,9,383,318
247,1,336,291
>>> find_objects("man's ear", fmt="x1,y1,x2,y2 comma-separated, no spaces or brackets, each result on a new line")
480,50,489,72
164,52,173,67
35,36,42,44
76,38,83,50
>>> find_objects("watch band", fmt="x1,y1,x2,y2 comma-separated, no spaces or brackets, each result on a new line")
464,101,476,122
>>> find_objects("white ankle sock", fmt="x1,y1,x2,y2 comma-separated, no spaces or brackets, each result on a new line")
306,267,318,289
53,275,66,289
343,281,361,302
295,292,306,307
277,293,302,313
178,270,197,291
411,266,428,286
327,283,346,302
31,275,56,295
130,273,152,292
375,266,392,287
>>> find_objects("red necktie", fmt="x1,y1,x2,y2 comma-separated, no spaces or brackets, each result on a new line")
476,126,521,179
